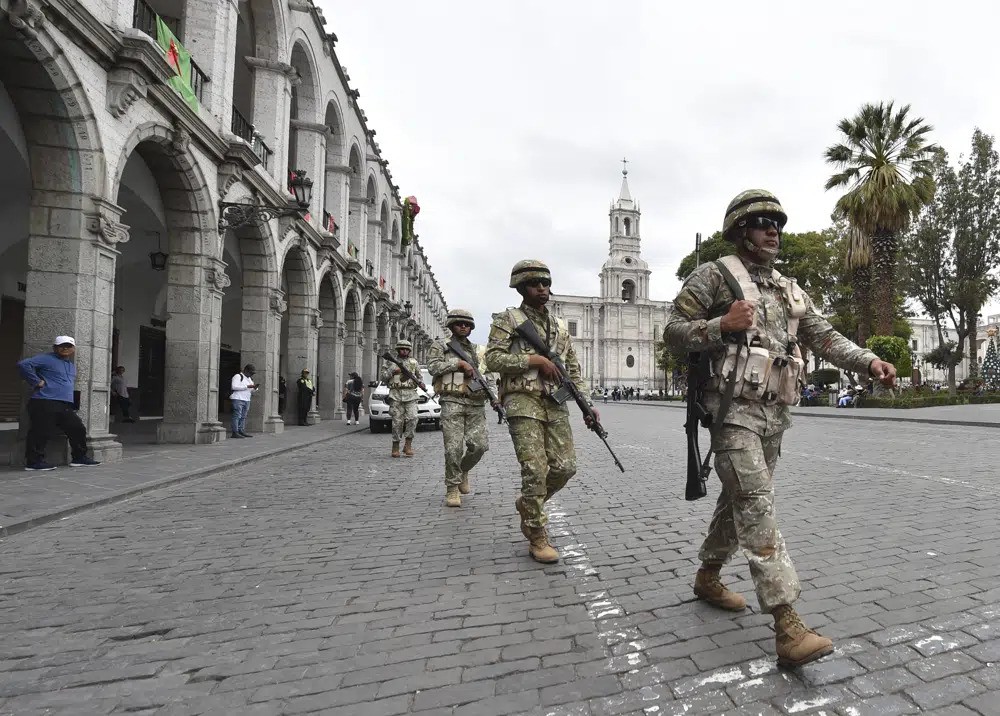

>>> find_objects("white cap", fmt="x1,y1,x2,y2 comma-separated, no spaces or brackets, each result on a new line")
54,335,76,346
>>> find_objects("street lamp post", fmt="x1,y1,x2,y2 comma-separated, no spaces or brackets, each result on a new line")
217,170,314,231
695,232,702,267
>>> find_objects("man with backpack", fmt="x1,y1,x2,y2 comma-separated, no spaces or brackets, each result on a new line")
665,190,897,667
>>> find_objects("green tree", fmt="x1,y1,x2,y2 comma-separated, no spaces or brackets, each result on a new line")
904,130,1000,393
825,101,939,336
676,232,732,281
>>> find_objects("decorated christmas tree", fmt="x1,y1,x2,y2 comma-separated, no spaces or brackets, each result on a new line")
982,329,1000,391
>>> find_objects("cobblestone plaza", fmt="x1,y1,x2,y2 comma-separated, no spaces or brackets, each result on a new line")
1,404,997,715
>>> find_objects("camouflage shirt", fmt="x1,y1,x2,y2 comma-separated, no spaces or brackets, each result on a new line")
485,302,588,420
665,254,878,436
427,336,486,406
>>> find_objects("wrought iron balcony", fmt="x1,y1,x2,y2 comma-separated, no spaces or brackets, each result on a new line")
133,0,209,104
230,107,272,170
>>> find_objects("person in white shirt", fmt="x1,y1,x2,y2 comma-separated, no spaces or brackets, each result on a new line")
230,364,258,438
110,366,134,423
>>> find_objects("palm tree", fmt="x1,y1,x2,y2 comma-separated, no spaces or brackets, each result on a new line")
825,102,938,336
845,224,873,345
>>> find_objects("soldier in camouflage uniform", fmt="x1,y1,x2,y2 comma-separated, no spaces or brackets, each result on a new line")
665,190,897,667
485,260,597,564
381,339,425,458
427,309,490,508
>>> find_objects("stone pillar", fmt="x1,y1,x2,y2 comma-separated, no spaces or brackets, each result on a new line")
157,255,227,444
343,328,362,387
317,318,343,420
240,285,283,434
16,196,124,464
245,58,296,181
347,197,367,261
179,0,235,127
284,303,319,424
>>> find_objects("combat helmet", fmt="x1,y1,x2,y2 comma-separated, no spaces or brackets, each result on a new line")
509,259,551,288
722,190,787,239
395,339,413,351
446,309,475,328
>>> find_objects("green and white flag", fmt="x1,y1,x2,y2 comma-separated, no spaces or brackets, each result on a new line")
156,17,199,113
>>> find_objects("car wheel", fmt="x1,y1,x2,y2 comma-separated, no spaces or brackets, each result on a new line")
435,419,442,431
369,420,379,433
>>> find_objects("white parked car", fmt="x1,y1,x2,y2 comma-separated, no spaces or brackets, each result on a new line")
368,368,442,433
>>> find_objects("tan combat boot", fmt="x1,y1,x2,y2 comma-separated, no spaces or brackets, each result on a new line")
772,604,834,668
514,497,531,539
445,486,461,507
458,472,471,494
526,527,559,564
391,441,400,458
693,564,747,611
403,438,414,457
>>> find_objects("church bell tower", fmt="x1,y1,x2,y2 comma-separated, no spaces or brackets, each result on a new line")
601,160,650,303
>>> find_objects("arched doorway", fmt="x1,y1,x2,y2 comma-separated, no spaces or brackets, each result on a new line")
112,129,225,445
279,242,317,426
317,271,342,420
342,288,362,384
362,299,377,383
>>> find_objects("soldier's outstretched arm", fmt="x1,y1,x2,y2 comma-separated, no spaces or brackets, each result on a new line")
796,293,878,376
485,315,529,375
664,265,726,353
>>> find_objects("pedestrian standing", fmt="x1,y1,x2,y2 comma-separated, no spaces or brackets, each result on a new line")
277,375,287,416
665,190,897,667
296,369,314,426
110,365,134,423
428,309,490,508
230,364,257,438
381,340,424,458
485,259,596,564
342,372,364,425
16,335,101,471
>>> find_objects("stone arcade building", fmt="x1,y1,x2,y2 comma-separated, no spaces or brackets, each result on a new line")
0,0,449,464
548,168,668,393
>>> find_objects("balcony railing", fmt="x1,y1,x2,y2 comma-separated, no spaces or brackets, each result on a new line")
133,0,209,104
347,243,360,260
230,107,272,170
365,260,375,277
322,210,338,235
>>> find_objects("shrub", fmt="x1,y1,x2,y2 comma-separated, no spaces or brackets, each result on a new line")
809,368,842,387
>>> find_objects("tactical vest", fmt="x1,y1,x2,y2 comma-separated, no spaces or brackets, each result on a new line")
499,307,571,397
388,358,419,390
708,255,808,406
432,342,481,399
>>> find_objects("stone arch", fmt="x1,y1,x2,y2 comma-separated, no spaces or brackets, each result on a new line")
287,37,320,177
0,17,112,457
317,267,344,419
278,237,318,425
322,97,346,235
364,176,379,271
362,297,378,382
348,142,364,197
342,285,363,383
111,124,223,444
378,200,391,292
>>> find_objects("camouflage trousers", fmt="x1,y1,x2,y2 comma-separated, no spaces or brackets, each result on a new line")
390,399,418,441
508,413,576,528
698,425,801,613
440,401,489,486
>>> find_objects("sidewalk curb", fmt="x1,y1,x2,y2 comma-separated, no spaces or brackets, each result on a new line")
0,426,368,540
608,399,1000,429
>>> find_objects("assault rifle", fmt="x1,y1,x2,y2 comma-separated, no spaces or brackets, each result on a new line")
380,351,427,392
684,352,712,501
446,338,507,424
513,320,625,472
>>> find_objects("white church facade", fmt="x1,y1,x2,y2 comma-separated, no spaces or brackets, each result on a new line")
548,169,669,392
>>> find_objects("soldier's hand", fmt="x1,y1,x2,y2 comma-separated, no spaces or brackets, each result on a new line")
457,360,475,378
584,407,600,428
720,300,756,333
392,367,401,375
528,355,561,382
869,359,897,387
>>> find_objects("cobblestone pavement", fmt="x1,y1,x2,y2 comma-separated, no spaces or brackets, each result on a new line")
1,405,997,715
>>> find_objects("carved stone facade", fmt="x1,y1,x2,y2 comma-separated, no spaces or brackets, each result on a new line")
0,0,449,463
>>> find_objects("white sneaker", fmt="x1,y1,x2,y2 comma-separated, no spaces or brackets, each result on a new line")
347,420,353,425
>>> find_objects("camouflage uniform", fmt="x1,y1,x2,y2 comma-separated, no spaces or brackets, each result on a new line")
381,356,420,441
485,303,586,528
427,335,489,488
666,254,878,612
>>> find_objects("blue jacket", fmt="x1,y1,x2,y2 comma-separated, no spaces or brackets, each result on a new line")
17,352,76,403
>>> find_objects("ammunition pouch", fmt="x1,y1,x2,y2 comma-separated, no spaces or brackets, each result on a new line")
709,342,805,406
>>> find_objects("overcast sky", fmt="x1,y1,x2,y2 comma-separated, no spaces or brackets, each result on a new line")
319,0,1000,343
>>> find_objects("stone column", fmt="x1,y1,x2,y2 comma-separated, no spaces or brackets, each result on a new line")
240,285,283,434
16,197,123,464
347,197,367,261
284,302,319,424
156,255,227,444
343,328,362,387
245,57,296,181
179,0,235,127
290,120,327,231
317,318,342,420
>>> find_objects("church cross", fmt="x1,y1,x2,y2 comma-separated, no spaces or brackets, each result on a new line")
621,157,629,176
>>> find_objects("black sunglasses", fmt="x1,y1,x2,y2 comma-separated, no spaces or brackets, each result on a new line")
523,278,551,288
452,321,473,329
743,216,783,231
